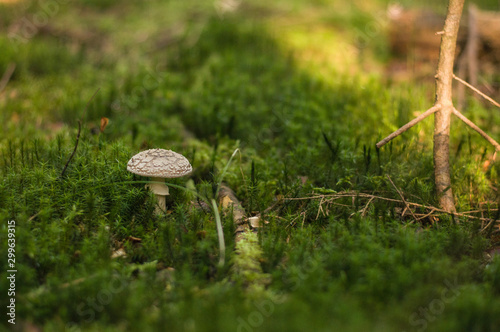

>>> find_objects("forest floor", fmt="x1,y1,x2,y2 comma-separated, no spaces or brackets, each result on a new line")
1,0,500,331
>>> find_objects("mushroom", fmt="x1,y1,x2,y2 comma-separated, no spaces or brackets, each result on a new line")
127,149,192,214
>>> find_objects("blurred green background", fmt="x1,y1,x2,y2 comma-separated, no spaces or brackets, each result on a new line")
1,0,500,331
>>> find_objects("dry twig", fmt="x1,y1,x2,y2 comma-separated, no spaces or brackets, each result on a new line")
284,191,498,225
61,88,100,177
361,196,375,217
386,175,419,224
376,104,441,148
453,74,500,109
315,196,326,220
415,208,437,221
452,108,500,151
481,218,499,233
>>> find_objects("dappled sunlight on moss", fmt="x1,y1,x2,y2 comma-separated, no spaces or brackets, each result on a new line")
1,0,500,331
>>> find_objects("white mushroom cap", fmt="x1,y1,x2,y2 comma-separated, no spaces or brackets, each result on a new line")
127,149,192,178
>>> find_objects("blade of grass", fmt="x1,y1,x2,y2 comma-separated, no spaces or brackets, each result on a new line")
215,148,240,198
211,198,226,267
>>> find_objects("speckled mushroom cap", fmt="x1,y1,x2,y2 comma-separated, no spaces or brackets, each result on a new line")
127,149,192,178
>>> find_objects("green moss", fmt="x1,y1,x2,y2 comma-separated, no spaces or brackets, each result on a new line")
1,0,500,331
231,231,271,290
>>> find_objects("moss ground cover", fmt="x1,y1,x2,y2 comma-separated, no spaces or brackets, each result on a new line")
1,0,499,331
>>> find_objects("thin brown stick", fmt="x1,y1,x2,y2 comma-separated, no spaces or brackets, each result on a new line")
0,63,16,94
323,201,353,209
462,208,499,214
361,196,375,217
452,107,500,150
480,218,499,233
453,74,500,108
284,192,495,223
286,212,305,229
28,211,41,222
415,208,437,221
401,206,408,217
386,175,419,224
376,104,441,148
254,198,282,218
60,120,82,178
315,196,325,220
61,88,100,177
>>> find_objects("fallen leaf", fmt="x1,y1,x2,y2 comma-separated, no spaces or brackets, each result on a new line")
100,117,109,133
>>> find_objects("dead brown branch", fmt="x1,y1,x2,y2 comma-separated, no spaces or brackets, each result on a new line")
315,196,325,220
61,88,100,178
284,191,498,226
415,209,437,221
376,104,441,148
452,107,500,150
379,0,500,213
453,74,500,108
386,175,419,224
361,196,375,217
481,218,500,233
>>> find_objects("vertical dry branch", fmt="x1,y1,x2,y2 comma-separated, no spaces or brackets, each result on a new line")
61,88,100,178
433,0,464,213
378,0,498,214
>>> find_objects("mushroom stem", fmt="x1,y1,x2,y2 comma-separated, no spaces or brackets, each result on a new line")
155,194,167,214
127,149,192,215
146,177,170,214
